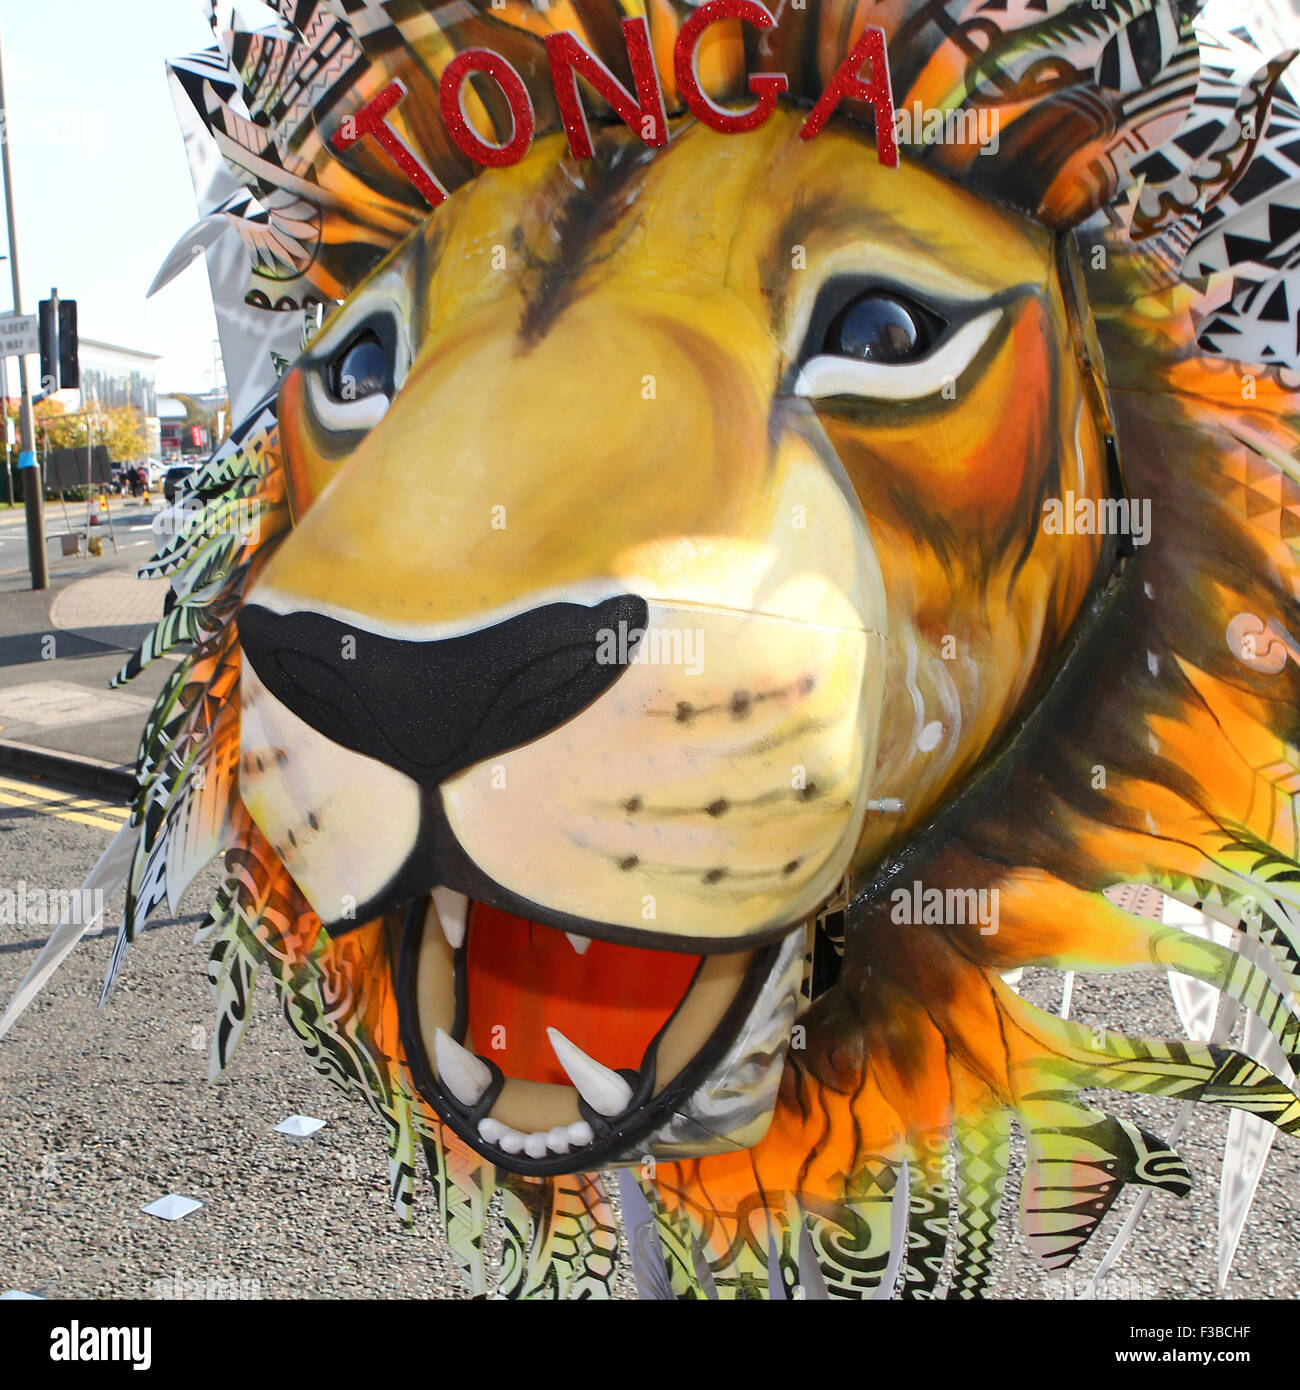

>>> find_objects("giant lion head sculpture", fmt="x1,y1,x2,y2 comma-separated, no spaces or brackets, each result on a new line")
6,0,1300,1299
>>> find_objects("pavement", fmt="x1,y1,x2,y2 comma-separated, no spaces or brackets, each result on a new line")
0,496,176,777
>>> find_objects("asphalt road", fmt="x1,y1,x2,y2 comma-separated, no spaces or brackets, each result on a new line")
1,787,1298,1300
0,499,161,591
0,499,177,770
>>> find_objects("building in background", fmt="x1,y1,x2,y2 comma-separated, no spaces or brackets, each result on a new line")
158,390,227,461
74,338,160,418
157,394,188,460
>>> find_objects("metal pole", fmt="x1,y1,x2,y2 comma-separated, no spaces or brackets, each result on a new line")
89,397,117,554
48,423,73,540
0,352,11,506
83,366,92,541
0,25,46,588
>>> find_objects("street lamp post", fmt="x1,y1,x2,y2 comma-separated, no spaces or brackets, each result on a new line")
0,23,47,589
0,353,11,506
0,253,13,506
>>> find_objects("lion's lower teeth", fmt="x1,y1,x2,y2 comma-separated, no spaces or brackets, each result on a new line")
434,1022,638,1145
478,1116,593,1155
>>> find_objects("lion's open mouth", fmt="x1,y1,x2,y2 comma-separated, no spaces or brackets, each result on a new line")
398,890,788,1172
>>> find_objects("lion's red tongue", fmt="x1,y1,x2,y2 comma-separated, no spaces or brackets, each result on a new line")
465,903,701,1085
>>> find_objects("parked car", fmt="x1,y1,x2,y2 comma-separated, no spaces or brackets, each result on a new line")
163,463,197,502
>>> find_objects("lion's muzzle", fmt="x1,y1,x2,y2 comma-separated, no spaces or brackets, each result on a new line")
236,594,648,789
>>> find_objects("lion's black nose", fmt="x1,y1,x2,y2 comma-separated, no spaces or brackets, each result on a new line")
237,595,648,788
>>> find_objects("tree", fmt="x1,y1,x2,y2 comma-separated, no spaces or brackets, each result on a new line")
22,400,147,464
33,398,86,452
95,405,147,463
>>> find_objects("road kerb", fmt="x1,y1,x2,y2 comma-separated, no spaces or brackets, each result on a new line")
0,737,135,802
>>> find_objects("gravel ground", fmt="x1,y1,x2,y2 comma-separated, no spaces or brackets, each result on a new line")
1,801,1297,1301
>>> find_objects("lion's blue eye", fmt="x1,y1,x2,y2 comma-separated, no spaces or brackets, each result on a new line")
826,293,928,363
331,330,392,402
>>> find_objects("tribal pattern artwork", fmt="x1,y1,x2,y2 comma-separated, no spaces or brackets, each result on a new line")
6,0,1300,1300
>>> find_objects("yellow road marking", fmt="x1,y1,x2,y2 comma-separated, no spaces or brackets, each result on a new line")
0,786,131,820
65,800,130,819
0,777,130,833
54,810,126,833
0,774,131,812
0,775,96,802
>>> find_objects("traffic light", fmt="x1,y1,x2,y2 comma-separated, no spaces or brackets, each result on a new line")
57,300,78,390
37,294,79,392
38,298,56,392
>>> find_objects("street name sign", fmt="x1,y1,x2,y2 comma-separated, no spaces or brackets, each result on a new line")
0,313,39,357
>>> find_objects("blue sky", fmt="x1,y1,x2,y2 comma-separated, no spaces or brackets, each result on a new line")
0,0,279,393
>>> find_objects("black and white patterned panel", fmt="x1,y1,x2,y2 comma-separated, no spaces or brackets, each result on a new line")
1185,86,1300,283
1119,16,1300,370
325,0,401,39
1185,30,1300,369
1129,29,1268,233
168,45,240,134
1098,0,1203,179
1196,264,1300,367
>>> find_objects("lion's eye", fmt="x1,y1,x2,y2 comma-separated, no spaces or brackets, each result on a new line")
825,292,930,363
793,280,1001,404
305,318,405,434
330,330,393,403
